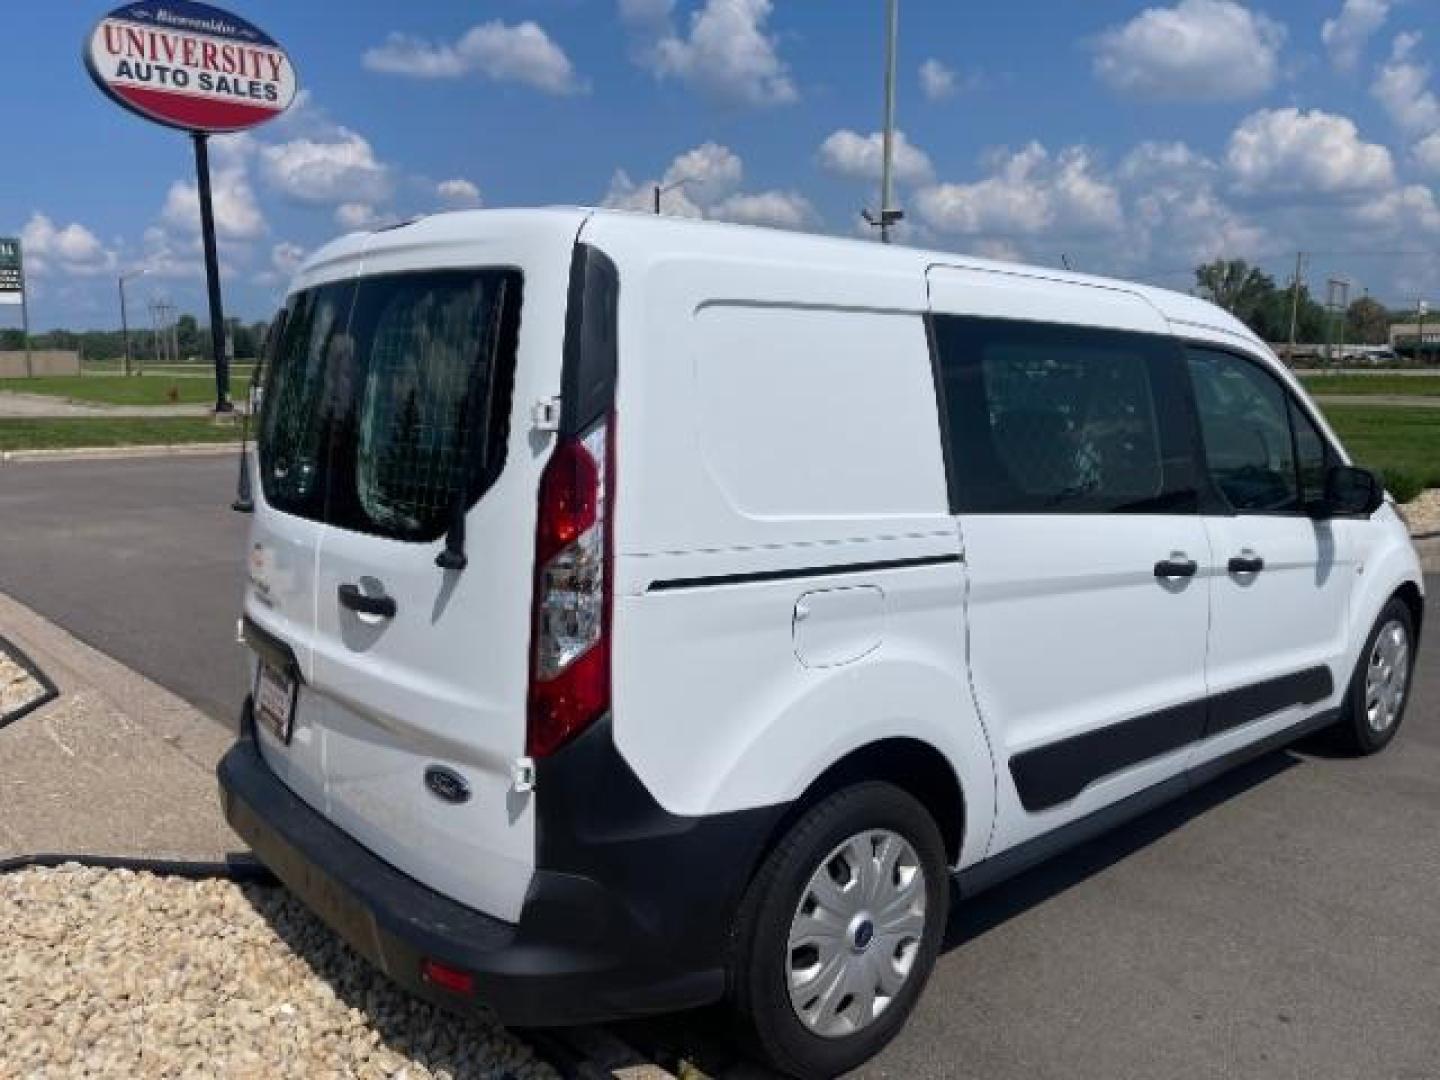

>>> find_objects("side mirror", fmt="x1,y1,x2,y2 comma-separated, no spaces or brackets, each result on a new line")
1320,465,1384,517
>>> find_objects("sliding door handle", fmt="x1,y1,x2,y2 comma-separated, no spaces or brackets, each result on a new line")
1154,557,1198,579
338,582,397,618
1227,554,1265,575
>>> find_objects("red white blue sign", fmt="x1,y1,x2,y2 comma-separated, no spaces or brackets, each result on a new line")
85,1,297,133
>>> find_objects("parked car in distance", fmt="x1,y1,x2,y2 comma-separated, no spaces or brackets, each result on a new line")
219,209,1424,1079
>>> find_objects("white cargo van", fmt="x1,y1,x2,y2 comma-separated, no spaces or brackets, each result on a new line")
220,208,1424,1078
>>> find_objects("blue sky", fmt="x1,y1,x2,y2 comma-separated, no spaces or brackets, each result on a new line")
5,0,1440,330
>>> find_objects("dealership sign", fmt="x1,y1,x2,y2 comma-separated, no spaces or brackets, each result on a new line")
85,0,297,133
0,238,23,308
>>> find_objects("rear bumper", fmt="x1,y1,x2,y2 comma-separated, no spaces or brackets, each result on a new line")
218,703,748,1026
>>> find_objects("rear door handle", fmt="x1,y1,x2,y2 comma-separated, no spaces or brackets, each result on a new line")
1227,554,1265,575
1154,557,1198,579
338,582,397,618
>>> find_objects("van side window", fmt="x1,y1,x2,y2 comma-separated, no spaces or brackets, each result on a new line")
1290,399,1335,508
931,315,1199,515
1185,347,1304,514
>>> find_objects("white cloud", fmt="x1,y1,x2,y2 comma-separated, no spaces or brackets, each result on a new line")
1351,184,1440,235
914,143,1123,238
1121,144,1268,265
603,169,703,217
259,129,391,206
919,59,957,101
336,203,386,231
1322,0,1390,72
1091,0,1286,102
1372,33,1440,135
19,213,117,277
255,241,307,287
710,190,815,229
818,129,934,186
161,164,266,242
662,140,744,204
623,0,796,107
270,242,306,277
363,21,585,95
1226,107,1395,195
1415,133,1440,175
601,142,816,232
436,178,482,207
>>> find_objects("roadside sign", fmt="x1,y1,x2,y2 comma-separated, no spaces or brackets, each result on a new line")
0,238,22,308
82,1,299,410
84,1,298,133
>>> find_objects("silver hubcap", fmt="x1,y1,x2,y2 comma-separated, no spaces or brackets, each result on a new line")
1365,619,1411,734
786,830,927,1039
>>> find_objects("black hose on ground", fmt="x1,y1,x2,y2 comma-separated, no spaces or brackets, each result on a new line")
0,851,278,884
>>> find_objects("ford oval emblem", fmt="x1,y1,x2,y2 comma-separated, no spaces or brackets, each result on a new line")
424,765,471,804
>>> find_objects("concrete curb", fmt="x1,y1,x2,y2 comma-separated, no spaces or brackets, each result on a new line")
0,590,236,772
0,442,241,464
0,589,242,861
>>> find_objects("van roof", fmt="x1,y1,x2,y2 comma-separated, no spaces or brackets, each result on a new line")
296,206,1263,351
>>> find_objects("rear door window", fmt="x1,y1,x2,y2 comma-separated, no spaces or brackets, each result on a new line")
257,269,522,541
257,281,356,521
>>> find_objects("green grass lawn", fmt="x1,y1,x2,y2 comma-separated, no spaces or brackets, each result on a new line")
1320,404,1440,502
0,374,247,406
1301,374,1440,397
0,417,240,452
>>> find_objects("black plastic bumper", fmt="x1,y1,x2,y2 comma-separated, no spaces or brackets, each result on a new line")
218,704,781,1026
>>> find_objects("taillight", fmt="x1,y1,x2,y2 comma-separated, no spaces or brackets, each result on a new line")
527,418,611,757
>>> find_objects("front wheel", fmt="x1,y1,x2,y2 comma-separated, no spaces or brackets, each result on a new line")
729,783,948,1078
1332,597,1416,755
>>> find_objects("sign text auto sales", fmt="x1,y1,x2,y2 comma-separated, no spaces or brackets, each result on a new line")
95,22,286,104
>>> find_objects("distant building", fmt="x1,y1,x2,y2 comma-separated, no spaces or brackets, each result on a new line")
1389,323,1440,351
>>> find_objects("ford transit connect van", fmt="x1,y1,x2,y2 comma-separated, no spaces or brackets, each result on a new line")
219,208,1424,1078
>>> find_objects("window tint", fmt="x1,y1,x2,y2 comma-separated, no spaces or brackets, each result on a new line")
931,316,1199,515
1185,348,1300,513
257,269,521,542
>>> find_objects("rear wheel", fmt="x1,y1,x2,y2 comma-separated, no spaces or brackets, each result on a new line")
729,783,948,1078
1332,597,1416,755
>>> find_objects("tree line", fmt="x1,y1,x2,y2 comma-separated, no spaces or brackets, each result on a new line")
1192,259,1403,347
0,315,271,363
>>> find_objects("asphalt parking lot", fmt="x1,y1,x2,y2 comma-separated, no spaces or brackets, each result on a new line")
1,455,1437,1078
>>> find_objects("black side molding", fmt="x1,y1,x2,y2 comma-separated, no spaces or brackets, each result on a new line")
963,707,1340,898
1010,699,1207,814
647,553,961,593
1009,666,1334,813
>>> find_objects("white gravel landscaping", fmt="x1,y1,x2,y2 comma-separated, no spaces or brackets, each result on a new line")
1400,489,1440,537
0,866,561,1079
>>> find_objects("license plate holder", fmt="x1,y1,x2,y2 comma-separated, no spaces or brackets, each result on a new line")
255,662,296,745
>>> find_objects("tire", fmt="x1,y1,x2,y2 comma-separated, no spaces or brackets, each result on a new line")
1331,597,1416,756
728,782,949,1079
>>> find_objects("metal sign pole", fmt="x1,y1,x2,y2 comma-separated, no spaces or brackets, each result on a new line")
19,241,31,378
192,131,232,412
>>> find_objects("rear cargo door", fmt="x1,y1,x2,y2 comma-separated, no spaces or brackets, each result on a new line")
305,264,537,920
247,277,358,811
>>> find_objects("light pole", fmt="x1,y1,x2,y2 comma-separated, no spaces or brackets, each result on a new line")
1419,300,1430,365
863,0,903,242
652,176,694,215
118,268,147,377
